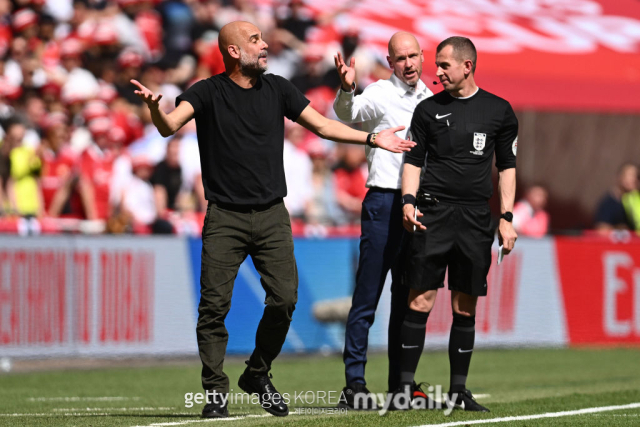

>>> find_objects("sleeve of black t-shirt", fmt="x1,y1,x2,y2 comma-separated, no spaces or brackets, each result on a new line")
175,79,209,114
495,103,518,170
149,161,164,187
404,105,429,167
274,75,310,122
594,195,619,225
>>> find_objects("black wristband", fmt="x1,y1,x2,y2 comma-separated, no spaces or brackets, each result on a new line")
500,211,513,222
402,194,416,207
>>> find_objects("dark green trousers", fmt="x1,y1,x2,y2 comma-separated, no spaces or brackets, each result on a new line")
198,200,298,393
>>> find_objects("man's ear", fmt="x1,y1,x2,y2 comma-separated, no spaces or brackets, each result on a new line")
464,59,473,76
228,45,241,59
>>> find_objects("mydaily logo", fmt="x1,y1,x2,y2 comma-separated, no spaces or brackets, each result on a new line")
339,384,458,416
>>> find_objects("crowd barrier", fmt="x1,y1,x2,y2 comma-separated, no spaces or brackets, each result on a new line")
1,235,639,358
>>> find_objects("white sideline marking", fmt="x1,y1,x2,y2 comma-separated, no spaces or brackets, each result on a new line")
0,412,193,417
53,407,174,412
1,413,117,416
131,414,271,426
27,396,140,402
414,402,640,427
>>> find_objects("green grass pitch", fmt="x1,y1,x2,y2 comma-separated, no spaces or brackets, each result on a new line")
1,348,639,426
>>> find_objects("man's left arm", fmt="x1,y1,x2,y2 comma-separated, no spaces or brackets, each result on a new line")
296,105,414,153
498,167,517,254
495,102,519,255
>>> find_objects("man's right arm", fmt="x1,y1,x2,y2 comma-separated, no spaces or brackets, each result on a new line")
333,85,383,124
150,101,194,137
332,52,383,124
401,163,426,232
131,79,194,137
402,108,430,232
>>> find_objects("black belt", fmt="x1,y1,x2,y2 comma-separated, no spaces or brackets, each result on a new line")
369,187,401,193
417,192,439,207
213,198,283,213
417,192,487,208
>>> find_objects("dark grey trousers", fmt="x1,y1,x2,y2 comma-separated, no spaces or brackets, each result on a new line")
197,200,298,393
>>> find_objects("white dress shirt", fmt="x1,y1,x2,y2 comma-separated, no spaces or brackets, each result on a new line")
333,73,432,190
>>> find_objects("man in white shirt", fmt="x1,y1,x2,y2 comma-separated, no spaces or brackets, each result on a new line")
333,32,433,410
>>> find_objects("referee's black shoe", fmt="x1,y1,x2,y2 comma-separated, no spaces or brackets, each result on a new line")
337,383,379,410
448,389,490,412
238,372,289,417
411,382,438,410
385,384,412,411
201,392,228,418
385,382,438,411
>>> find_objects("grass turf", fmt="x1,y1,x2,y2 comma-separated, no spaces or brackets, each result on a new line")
0,347,639,426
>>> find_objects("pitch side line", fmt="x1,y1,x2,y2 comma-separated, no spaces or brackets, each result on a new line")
52,407,175,411
131,414,271,426
415,402,640,427
27,396,140,402
0,412,193,417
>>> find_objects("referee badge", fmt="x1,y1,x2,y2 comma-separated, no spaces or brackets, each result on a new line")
473,133,486,151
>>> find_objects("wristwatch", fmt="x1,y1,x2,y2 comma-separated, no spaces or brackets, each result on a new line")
366,132,379,148
500,212,513,222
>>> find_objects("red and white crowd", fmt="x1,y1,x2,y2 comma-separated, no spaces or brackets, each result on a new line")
0,0,394,235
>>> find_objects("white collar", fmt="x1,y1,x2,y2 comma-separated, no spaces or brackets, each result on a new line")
389,73,428,98
449,87,479,100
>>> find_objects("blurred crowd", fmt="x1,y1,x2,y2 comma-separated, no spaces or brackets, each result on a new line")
593,163,640,238
0,0,636,238
0,0,395,235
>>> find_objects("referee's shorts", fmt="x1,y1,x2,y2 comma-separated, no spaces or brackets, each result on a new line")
404,198,495,297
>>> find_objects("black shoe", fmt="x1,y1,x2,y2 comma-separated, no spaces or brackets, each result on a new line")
201,391,229,418
337,383,379,410
411,382,438,410
448,389,490,412
385,384,412,411
238,372,289,417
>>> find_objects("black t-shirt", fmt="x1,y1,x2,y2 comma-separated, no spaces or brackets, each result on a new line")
175,73,310,205
405,88,518,203
281,17,317,42
150,160,182,210
594,192,633,228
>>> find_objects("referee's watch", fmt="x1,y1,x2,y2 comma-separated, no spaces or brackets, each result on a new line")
500,212,513,222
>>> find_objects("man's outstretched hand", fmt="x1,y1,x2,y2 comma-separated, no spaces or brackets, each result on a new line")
131,79,162,109
334,52,356,92
374,126,416,153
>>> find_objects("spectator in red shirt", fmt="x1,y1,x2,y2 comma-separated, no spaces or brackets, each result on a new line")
78,117,119,220
334,144,368,224
40,115,81,217
512,185,550,238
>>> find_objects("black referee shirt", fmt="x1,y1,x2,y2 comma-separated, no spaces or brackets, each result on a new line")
405,88,518,203
176,73,310,205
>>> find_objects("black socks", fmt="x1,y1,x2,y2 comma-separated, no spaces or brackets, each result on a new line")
448,313,475,393
399,308,430,387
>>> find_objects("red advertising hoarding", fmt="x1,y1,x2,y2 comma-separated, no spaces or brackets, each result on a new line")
556,237,640,345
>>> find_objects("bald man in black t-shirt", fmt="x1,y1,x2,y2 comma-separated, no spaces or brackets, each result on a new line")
132,21,413,419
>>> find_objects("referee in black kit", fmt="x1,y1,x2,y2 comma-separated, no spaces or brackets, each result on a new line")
397,36,518,412
131,21,413,419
